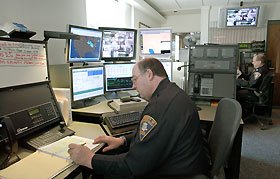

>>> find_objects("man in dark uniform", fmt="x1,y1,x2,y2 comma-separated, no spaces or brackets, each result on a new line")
68,58,210,178
236,54,268,117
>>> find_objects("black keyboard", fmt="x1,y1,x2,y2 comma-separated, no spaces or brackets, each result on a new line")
104,110,142,129
25,125,75,150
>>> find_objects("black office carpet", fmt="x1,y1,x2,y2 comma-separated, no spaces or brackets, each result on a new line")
240,109,280,179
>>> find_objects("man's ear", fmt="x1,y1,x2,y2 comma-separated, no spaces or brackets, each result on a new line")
146,69,154,81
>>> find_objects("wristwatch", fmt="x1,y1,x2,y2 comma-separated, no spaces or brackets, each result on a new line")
120,136,127,146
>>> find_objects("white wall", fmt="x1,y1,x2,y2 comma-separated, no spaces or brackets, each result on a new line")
133,8,162,28
161,13,201,33
86,0,132,29
0,0,87,65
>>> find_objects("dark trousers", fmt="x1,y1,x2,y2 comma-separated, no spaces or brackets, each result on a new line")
236,88,255,119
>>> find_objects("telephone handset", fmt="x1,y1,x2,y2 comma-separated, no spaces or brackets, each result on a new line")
193,74,201,94
0,116,20,169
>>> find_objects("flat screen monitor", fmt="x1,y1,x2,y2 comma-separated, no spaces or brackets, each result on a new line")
104,63,135,92
70,66,105,104
139,28,172,57
161,61,172,81
226,7,259,27
99,27,137,61
66,25,103,63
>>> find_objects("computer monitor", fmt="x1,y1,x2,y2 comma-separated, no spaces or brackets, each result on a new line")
65,25,103,63
226,7,259,27
161,61,172,81
70,66,105,108
139,28,172,57
104,63,135,93
99,27,137,62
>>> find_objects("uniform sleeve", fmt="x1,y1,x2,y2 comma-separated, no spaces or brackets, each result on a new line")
92,153,133,176
236,78,250,87
90,134,134,176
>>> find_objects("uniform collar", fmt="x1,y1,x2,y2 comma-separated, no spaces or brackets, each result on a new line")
151,78,169,99
255,65,264,72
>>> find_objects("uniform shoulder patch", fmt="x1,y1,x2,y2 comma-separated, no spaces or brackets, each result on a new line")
139,115,157,141
254,72,261,80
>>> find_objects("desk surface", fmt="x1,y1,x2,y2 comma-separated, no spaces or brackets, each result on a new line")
72,100,147,115
73,101,219,122
0,121,106,179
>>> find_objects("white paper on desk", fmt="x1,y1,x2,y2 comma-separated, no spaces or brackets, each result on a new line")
38,136,99,161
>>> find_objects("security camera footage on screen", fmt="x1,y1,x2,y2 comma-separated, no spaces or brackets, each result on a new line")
102,30,135,58
226,7,258,27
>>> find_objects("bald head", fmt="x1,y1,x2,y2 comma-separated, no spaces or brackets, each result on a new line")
137,58,168,78
132,58,168,101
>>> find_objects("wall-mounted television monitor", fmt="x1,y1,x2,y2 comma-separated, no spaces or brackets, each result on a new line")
70,66,105,108
99,27,137,62
161,61,172,81
226,7,259,27
66,25,103,63
104,63,135,92
139,28,172,57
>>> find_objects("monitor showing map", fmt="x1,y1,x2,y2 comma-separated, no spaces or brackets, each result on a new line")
65,25,103,63
139,28,172,57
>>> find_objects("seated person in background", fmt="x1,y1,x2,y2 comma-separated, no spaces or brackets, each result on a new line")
236,54,268,117
68,58,210,178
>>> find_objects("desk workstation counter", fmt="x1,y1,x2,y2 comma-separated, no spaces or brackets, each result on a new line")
0,121,106,179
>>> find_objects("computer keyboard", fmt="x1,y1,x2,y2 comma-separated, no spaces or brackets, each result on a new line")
103,110,142,129
25,125,75,150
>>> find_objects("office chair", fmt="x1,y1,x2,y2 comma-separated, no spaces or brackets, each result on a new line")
208,98,242,178
243,72,275,130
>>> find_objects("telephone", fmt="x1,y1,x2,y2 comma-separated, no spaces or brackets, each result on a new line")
193,73,201,94
0,116,20,169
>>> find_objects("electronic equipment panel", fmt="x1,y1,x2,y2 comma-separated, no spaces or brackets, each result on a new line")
104,63,135,92
0,81,64,144
99,27,137,62
139,28,172,57
70,66,105,103
188,45,237,99
65,24,103,63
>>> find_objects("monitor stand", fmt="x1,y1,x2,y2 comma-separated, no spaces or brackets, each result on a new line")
105,91,131,100
72,96,107,109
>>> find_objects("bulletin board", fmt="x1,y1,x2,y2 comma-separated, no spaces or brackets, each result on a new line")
0,38,48,88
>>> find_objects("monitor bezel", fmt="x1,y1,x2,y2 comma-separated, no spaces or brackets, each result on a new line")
65,24,103,63
225,6,260,27
99,27,137,62
139,28,172,57
69,65,105,103
160,60,173,81
104,62,135,92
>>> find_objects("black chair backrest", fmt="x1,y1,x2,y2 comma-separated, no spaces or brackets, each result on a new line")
208,98,242,177
257,72,275,104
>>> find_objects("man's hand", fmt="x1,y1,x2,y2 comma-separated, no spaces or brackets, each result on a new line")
93,136,124,152
68,144,94,169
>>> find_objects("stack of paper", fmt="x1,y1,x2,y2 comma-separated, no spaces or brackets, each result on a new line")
38,135,99,161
